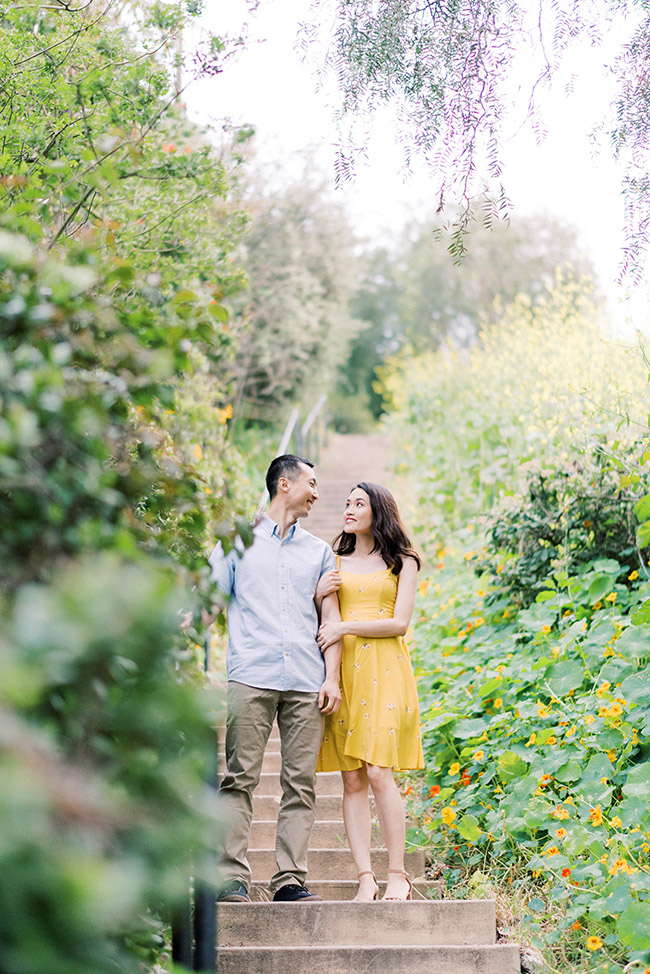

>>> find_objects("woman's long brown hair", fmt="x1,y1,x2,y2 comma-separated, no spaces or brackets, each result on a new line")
332,482,421,575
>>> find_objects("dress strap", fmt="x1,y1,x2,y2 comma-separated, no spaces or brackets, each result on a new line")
336,555,340,569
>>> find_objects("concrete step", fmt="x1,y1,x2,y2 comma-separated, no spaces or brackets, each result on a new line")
218,749,282,773
246,879,441,901
256,772,342,797
251,820,351,848
253,794,344,820
218,899,496,946
249,847,425,882
217,943,521,974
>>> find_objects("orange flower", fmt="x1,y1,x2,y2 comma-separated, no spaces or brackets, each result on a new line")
555,828,567,839
429,785,441,797
571,920,581,931
586,936,603,951
589,805,603,826
562,868,571,878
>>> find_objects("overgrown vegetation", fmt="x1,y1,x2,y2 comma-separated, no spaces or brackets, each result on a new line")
387,275,650,971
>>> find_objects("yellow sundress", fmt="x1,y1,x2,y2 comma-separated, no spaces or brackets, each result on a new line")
317,564,424,772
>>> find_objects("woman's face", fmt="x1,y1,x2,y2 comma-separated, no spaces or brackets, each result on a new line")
343,487,373,534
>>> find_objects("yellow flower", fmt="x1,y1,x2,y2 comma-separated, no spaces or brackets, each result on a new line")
546,735,557,746
605,592,617,603
596,681,611,698
609,703,623,718
216,403,233,424
607,748,617,762
493,698,503,710
473,750,485,761
449,763,460,776
566,724,576,737
589,805,603,826
496,665,506,673
610,816,622,829
537,700,551,718
525,733,537,748
541,624,552,635
552,806,570,820
584,715,595,725
192,444,203,461
629,570,639,580
592,601,603,611
441,807,456,826
542,845,560,857
586,936,603,951
555,828,567,839
418,579,430,596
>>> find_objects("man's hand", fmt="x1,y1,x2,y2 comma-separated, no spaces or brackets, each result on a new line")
318,676,341,715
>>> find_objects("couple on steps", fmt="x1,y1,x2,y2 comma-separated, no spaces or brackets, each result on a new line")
211,454,423,905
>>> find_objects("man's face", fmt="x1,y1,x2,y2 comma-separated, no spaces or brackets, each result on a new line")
286,463,319,518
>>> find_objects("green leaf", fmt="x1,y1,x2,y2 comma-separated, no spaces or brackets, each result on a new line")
528,897,545,912
453,717,488,740
497,751,528,781
615,625,649,660
457,814,482,842
622,762,650,798
545,660,584,696
617,901,650,949
634,493,650,524
555,759,582,783
631,599,650,625
588,574,613,601
620,669,650,702
636,521,650,549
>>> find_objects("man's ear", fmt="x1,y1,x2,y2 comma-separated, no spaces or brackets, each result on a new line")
277,476,290,494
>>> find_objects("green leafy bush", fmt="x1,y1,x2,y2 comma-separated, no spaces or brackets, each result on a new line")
384,275,650,970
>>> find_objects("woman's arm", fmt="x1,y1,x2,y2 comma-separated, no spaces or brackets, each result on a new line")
316,558,419,650
318,592,343,714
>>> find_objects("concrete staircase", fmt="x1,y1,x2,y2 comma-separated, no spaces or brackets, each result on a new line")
304,431,396,543
217,724,520,973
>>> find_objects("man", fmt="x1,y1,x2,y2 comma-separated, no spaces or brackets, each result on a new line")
210,454,342,902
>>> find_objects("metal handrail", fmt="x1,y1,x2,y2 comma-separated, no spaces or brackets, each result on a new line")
255,398,328,516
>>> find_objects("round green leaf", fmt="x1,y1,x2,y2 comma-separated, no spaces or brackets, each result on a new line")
617,901,650,949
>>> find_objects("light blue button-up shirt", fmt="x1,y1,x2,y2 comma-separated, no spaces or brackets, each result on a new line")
209,514,336,692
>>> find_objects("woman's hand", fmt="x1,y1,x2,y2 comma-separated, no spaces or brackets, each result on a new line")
317,620,346,651
316,570,342,601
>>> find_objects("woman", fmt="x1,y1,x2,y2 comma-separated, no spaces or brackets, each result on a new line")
315,482,423,902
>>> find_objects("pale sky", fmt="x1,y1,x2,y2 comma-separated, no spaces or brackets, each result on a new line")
185,0,650,333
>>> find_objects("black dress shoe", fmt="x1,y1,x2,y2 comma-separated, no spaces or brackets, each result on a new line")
272,883,322,902
217,881,250,902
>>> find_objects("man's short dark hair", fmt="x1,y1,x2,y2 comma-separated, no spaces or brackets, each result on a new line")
266,454,314,499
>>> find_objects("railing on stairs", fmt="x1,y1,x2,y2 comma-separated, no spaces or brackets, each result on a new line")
255,395,329,516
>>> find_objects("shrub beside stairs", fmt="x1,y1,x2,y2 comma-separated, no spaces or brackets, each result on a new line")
217,723,521,973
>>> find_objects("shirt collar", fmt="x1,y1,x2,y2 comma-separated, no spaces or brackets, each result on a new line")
259,513,299,541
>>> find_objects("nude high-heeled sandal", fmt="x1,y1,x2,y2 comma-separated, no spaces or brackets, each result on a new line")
383,869,412,900
356,870,379,901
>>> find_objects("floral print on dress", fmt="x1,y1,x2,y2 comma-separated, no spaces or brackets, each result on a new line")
317,566,424,773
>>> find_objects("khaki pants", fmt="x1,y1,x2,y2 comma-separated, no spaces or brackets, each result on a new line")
218,681,324,894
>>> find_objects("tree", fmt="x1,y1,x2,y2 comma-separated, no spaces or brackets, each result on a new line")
306,0,650,277
339,209,596,423
231,160,363,425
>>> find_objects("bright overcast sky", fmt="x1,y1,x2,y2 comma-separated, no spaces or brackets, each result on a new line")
185,0,650,333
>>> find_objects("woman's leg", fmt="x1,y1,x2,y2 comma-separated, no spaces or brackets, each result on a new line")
342,766,378,900
366,764,410,900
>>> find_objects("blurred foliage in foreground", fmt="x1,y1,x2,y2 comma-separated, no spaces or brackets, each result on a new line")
0,2,257,970
385,274,650,972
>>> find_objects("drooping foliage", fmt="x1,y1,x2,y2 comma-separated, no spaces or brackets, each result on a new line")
307,0,650,275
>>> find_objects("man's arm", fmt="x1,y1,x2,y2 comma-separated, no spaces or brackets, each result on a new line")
318,592,342,714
